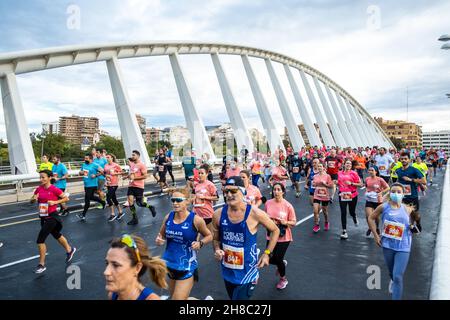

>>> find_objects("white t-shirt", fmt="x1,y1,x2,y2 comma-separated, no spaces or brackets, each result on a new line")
374,154,394,177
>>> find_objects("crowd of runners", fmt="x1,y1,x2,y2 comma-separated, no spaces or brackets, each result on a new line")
0,143,447,301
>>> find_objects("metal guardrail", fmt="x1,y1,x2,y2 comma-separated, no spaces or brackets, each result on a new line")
430,161,450,299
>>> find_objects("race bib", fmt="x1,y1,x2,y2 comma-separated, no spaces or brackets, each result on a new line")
39,203,49,217
379,165,386,171
223,244,244,270
109,168,115,174
402,184,412,196
83,169,89,177
382,220,405,241
316,187,327,196
340,192,353,201
328,161,335,168
365,191,379,202
159,165,164,172
293,167,300,173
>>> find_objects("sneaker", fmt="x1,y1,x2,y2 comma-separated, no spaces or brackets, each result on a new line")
127,217,139,225
35,264,46,274
329,198,333,205
340,230,348,240
76,212,86,222
389,280,393,294
295,192,301,198
324,222,330,231
59,209,69,217
276,277,289,290
149,205,157,218
117,211,126,221
353,216,359,226
204,295,214,300
0,242,3,249
313,224,320,233
108,215,117,222
66,247,77,264
366,229,371,237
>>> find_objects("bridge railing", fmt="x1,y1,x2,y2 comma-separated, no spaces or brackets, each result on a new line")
430,161,450,299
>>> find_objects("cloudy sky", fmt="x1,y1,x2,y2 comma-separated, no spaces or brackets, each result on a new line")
0,0,449,141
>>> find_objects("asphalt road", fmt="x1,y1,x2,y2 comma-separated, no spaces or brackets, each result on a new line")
0,169,445,300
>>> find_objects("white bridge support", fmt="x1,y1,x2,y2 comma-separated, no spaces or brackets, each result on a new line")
299,69,335,147
345,98,369,148
242,55,285,154
313,77,346,147
265,59,305,151
284,65,322,147
324,85,356,148
0,73,37,174
106,57,151,166
211,53,255,153
169,53,215,158
336,92,364,147
356,108,377,147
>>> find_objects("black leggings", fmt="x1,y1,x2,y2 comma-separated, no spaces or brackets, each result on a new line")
37,217,62,244
339,196,358,230
107,186,119,206
82,187,103,216
166,165,175,182
266,240,290,277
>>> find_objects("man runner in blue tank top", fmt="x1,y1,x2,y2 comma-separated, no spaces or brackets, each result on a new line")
212,176,280,300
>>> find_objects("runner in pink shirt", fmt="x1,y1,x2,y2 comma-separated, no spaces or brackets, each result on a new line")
364,166,390,237
104,154,124,222
265,182,297,290
312,163,333,232
240,170,263,207
30,170,76,274
225,160,241,179
337,160,364,240
193,164,219,229
269,160,289,187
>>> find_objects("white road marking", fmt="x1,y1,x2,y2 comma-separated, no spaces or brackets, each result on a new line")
296,214,314,226
0,253,48,269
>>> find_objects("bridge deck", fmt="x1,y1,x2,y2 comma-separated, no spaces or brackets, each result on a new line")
0,170,445,300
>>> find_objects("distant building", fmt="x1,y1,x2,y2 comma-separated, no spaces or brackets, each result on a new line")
135,114,146,139
169,126,190,148
249,128,266,146
375,117,422,149
145,127,161,144
207,123,234,143
423,130,450,152
42,122,59,135
59,115,99,147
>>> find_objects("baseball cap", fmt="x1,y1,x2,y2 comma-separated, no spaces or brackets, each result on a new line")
224,176,246,195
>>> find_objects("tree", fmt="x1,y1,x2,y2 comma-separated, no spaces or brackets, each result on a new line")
390,137,406,150
92,135,125,158
32,134,67,160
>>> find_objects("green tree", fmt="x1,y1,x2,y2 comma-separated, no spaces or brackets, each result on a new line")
390,137,406,150
0,147,9,166
92,135,125,158
32,134,67,161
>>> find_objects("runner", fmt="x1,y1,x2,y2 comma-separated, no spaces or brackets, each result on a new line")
165,146,176,186
155,187,213,300
290,152,303,198
269,160,289,188
325,149,341,203
354,151,367,183
265,182,297,290
51,155,70,217
368,183,419,300
337,160,363,240
263,158,273,189
212,176,280,300
38,154,53,172
182,150,196,190
427,148,438,179
374,147,394,184
157,148,170,191
249,155,263,187
395,152,426,232
225,158,241,179
240,170,263,207
104,154,124,222
306,158,320,206
437,149,446,171
105,234,168,300
30,170,76,273
390,155,402,184
364,166,390,237
124,150,157,225
412,156,428,196
193,164,219,230
92,149,107,205
312,162,333,232
77,154,106,222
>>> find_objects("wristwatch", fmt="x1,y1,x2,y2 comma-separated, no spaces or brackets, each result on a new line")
264,249,272,257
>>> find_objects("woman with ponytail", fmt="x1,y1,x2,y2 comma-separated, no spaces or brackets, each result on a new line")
105,234,168,300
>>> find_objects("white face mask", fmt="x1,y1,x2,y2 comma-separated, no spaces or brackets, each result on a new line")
230,164,236,169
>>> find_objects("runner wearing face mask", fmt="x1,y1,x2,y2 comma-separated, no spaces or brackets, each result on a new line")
290,152,303,198
325,149,341,203
375,148,394,184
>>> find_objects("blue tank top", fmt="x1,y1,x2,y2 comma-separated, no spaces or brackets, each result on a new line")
111,287,153,300
381,203,412,252
309,168,317,193
220,204,259,285
163,211,198,272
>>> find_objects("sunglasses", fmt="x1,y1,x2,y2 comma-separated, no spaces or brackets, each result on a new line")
121,234,141,263
170,197,186,203
224,188,240,194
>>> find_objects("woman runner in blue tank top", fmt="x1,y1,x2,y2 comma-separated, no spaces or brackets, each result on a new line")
213,176,280,300
307,159,320,206
156,188,212,300
105,234,168,300
368,183,419,300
